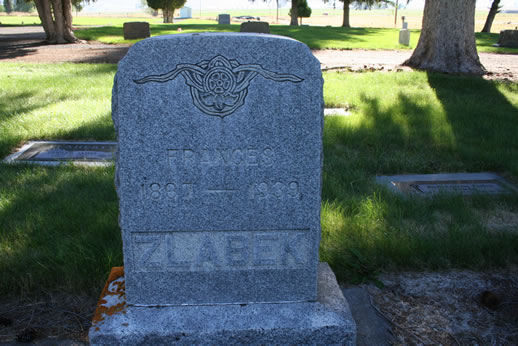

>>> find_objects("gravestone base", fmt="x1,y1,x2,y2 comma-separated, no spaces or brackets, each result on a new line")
89,263,356,345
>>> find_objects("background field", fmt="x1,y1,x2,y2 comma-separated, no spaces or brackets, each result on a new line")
1,8,518,33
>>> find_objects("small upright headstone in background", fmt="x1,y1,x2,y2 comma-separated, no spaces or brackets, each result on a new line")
240,21,270,33
399,16,410,46
89,32,356,345
496,30,518,48
218,13,231,24
401,16,408,29
123,22,150,40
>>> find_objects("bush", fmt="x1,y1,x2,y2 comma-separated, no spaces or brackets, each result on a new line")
15,0,35,12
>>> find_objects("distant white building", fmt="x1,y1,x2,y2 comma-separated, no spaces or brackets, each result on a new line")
180,7,192,18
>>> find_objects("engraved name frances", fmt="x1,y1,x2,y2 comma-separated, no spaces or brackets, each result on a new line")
167,148,275,169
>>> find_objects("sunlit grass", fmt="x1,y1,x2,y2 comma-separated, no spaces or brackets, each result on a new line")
0,63,116,159
1,63,518,293
73,23,518,53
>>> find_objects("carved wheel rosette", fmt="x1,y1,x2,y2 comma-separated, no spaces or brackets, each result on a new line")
134,55,304,118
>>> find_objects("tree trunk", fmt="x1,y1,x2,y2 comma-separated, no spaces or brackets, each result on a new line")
290,0,298,26
63,0,77,42
51,0,66,43
403,0,485,74
342,0,351,28
482,0,500,33
4,0,13,13
163,8,174,23
34,0,77,44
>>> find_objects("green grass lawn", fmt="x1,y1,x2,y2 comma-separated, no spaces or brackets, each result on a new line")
1,63,518,295
3,14,517,53
73,23,518,53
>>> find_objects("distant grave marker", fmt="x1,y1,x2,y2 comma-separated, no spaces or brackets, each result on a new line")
3,141,116,166
377,173,517,196
240,21,270,33
495,30,518,48
123,22,150,40
218,14,231,24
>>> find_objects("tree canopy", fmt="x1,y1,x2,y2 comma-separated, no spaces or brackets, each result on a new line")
288,0,311,25
146,0,187,23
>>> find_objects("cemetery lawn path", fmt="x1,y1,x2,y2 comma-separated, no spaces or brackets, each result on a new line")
0,26,517,82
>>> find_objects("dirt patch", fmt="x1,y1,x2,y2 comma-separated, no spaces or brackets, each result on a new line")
0,292,96,344
367,269,518,345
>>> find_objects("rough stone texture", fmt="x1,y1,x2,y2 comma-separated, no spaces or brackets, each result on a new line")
240,21,270,34
123,22,150,40
399,29,410,46
112,33,323,306
218,14,231,24
497,30,518,48
89,263,356,346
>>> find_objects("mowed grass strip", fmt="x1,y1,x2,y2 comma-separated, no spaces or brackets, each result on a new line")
73,23,518,53
0,63,116,159
1,63,518,295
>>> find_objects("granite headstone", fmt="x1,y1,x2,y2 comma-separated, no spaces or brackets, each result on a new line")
399,28,410,46
240,21,270,33
497,30,518,48
90,33,356,345
218,13,231,24
123,22,150,40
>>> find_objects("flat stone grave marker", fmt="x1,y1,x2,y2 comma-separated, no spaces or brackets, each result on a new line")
89,32,356,345
377,173,517,196
3,141,116,166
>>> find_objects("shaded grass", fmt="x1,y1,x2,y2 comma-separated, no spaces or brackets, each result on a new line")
74,23,518,53
0,164,120,296
321,71,518,282
1,63,518,294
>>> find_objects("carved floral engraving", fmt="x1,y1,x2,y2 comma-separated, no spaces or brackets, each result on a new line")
134,55,303,117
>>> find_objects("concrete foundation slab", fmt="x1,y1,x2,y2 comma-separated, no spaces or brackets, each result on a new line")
89,263,356,345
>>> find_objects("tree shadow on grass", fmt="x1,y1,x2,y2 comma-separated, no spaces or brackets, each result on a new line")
426,72,518,177
321,77,518,282
53,111,116,141
0,164,121,296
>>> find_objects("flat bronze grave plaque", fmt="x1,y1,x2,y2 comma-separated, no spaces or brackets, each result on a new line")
377,173,517,196
3,141,116,166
